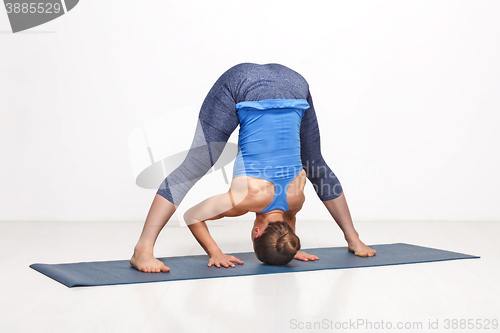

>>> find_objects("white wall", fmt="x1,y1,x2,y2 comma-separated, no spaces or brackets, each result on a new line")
1,0,499,222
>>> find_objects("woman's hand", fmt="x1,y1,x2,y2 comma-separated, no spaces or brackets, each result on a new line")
208,252,244,268
294,251,319,261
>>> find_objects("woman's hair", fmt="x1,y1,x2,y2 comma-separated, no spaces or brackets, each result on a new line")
253,221,301,265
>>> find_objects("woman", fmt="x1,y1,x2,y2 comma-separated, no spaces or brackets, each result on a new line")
130,63,376,273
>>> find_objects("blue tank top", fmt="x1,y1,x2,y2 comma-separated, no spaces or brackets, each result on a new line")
232,99,310,213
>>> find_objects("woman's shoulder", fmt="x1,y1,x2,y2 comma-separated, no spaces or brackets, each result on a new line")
229,176,275,211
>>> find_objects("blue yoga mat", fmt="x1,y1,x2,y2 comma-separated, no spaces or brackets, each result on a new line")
30,243,479,288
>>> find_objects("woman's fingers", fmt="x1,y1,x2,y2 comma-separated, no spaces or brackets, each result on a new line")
302,252,319,260
217,261,229,268
208,255,244,268
294,251,319,261
230,256,244,264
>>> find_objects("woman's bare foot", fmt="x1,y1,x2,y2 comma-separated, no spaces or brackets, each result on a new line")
347,238,377,257
130,247,170,273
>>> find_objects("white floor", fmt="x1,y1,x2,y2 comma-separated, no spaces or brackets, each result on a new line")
0,219,499,333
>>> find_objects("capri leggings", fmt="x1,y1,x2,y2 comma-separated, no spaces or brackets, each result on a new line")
157,62,343,206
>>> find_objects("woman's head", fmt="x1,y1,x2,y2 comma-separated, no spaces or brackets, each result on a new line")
252,220,301,265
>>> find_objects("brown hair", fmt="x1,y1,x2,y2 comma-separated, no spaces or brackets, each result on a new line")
253,221,301,265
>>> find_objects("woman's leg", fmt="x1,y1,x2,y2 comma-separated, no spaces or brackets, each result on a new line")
131,70,240,272
130,194,175,272
156,71,239,206
300,91,376,257
300,91,344,200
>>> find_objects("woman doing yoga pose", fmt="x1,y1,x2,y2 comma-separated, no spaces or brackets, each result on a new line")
130,63,376,272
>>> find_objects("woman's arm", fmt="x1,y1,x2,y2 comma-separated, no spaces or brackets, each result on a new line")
183,192,234,255
186,219,223,257
184,191,246,267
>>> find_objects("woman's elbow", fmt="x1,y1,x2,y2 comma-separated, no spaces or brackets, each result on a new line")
183,209,195,226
